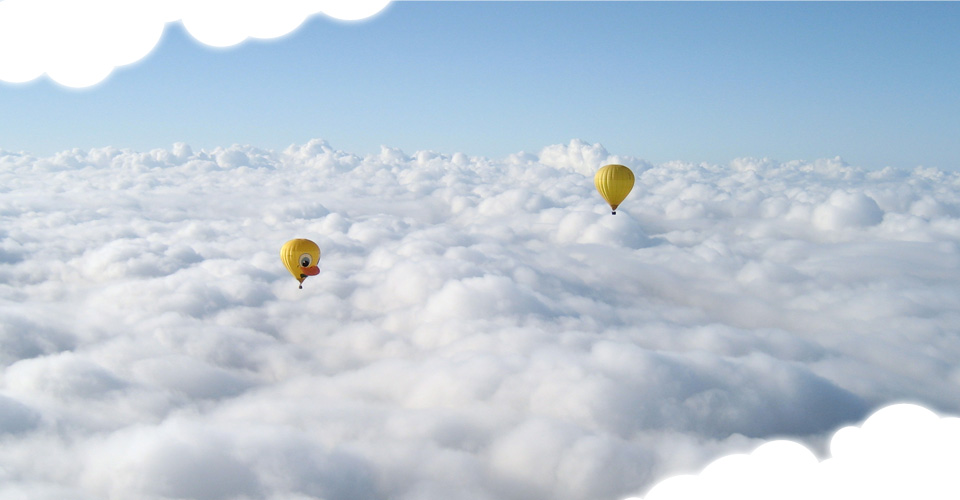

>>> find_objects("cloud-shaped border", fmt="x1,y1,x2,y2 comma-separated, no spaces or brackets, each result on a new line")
628,403,960,500
0,0,392,88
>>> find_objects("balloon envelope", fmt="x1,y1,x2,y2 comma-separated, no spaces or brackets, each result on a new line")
280,238,321,287
594,164,635,214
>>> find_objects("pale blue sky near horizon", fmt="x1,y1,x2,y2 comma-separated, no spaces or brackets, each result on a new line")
2,1,959,170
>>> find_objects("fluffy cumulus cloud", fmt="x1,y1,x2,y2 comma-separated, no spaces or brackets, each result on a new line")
1,139,960,500
0,0,392,87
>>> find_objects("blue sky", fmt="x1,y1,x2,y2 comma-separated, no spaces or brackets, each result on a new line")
2,1,959,169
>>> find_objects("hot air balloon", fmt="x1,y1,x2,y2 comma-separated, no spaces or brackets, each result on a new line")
594,164,634,214
280,238,321,289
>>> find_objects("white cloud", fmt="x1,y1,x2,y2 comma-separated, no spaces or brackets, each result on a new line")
0,0,392,88
811,190,884,231
1,140,960,499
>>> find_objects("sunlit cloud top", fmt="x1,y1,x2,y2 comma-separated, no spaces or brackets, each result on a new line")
0,0,392,88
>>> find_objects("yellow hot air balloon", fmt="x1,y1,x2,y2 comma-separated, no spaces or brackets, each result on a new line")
594,164,635,214
280,238,321,289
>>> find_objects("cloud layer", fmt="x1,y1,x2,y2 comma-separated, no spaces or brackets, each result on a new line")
2,139,960,499
0,0,392,87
